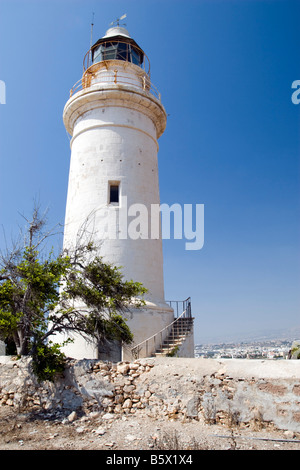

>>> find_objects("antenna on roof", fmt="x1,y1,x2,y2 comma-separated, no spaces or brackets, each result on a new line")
90,12,95,49
89,12,95,65
110,13,127,27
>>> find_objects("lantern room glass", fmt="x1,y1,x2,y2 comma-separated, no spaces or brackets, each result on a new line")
92,41,143,67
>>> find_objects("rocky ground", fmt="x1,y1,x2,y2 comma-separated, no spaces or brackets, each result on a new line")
1,356,300,452
0,405,300,451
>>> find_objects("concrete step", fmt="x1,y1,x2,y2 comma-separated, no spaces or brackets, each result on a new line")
153,316,194,357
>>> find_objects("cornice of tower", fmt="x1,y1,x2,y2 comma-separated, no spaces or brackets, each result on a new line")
63,84,167,140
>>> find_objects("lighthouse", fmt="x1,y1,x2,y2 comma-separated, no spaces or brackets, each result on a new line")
61,24,193,360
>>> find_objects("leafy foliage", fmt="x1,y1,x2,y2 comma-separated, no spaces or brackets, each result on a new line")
0,207,147,381
31,341,67,383
0,246,69,356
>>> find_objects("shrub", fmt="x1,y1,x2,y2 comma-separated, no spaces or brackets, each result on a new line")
31,341,67,382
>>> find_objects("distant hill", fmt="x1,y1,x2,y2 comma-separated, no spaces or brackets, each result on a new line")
196,325,300,346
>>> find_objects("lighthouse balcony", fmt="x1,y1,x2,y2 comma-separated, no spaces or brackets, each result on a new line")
70,60,161,102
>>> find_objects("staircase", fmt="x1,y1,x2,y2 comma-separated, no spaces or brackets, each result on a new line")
154,317,194,357
131,298,194,359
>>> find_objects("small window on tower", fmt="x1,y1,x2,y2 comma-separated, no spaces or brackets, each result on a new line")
109,183,120,204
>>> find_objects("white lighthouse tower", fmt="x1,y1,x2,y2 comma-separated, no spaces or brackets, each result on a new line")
61,23,193,360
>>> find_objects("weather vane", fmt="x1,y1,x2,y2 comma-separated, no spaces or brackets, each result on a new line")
110,14,127,27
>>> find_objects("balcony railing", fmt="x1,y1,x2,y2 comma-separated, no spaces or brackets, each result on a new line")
166,297,192,319
69,67,161,102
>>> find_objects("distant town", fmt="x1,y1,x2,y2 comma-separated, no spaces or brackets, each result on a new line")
194,339,293,360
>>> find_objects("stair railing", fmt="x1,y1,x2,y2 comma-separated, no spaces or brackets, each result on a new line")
166,297,192,318
131,298,192,359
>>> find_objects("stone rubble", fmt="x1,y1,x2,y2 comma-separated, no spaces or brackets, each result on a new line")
1,357,300,434
0,357,158,419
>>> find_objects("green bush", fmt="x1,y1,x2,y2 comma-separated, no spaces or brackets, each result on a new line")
31,341,67,382
291,341,300,359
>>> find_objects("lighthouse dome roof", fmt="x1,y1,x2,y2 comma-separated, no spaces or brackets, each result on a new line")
103,26,131,39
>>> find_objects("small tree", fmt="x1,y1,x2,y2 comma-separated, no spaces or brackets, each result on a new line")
50,242,146,354
0,207,147,380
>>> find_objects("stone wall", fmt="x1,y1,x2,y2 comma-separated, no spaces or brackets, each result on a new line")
0,356,300,433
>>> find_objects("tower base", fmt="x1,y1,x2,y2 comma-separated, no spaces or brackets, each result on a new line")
55,302,174,361
122,302,174,360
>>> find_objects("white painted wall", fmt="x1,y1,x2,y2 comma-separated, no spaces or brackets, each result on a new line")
177,329,195,358
60,44,174,359
0,340,6,356
63,103,166,305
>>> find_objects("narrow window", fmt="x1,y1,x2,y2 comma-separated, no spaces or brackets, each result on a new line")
109,183,119,204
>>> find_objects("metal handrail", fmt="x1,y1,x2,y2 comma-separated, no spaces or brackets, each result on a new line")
166,297,192,318
69,68,161,102
131,298,192,359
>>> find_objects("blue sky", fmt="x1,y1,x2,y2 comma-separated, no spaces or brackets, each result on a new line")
0,0,299,343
